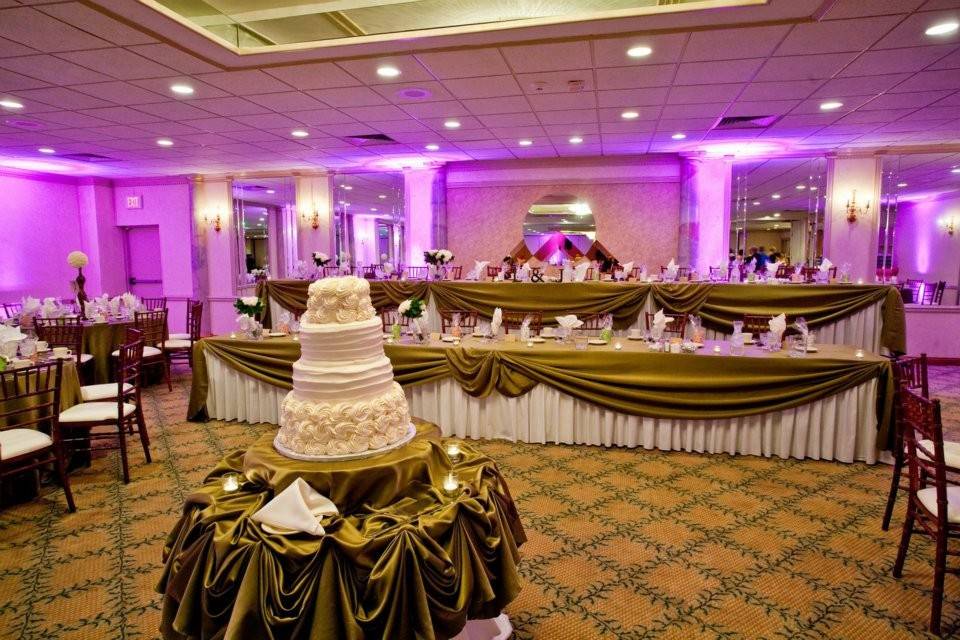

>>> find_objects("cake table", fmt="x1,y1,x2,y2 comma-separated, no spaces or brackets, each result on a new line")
157,419,526,640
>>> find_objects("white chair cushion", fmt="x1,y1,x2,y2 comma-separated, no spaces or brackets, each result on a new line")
80,382,133,402
0,429,53,460
169,332,190,340
80,353,93,364
917,486,960,524
110,346,162,358
59,401,136,423
163,339,192,350
918,439,960,470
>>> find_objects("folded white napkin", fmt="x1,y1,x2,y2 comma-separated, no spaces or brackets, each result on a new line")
819,258,833,274
768,313,787,340
21,296,40,316
0,325,24,343
653,308,673,329
40,297,59,318
467,260,488,280
620,261,634,279
768,261,782,277
555,314,583,330
236,314,256,331
490,307,502,335
573,262,590,282
666,259,678,278
252,478,338,536
382,261,394,276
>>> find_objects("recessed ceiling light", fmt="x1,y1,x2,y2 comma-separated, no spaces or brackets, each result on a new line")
671,132,686,140
810,186,818,191
568,136,583,144
291,130,309,138
378,194,387,199
796,184,806,190
0,99,24,109
370,207,378,211
37,147,55,154
952,167,960,174
425,143,440,151
925,21,959,36
443,120,461,129
820,101,843,111
752,200,761,205
626,46,652,58
338,200,347,205
771,193,781,199
376,65,401,78
342,185,353,190
897,182,908,187
170,84,194,95
773,212,781,217
156,138,173,147
621,110,639,120
265,189,275,194
518,139,533,146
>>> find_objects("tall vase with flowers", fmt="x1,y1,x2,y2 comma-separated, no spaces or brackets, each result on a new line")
67,251,89,319
234,296,265,340
423,249,455,280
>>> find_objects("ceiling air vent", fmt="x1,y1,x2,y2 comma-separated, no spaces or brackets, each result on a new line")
345,133,397,145
61,152,115,162
712,115,780,130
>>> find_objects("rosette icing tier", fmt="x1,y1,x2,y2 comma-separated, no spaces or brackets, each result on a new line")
275,276,412,459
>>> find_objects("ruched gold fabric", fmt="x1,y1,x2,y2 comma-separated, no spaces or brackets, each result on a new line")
188,337,895,448
257,280,905,353
157,421,526,640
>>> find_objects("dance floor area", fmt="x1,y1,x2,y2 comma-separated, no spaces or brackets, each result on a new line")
1,366,959,640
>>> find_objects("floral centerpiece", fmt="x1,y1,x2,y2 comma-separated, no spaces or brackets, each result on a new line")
249,265,269,282
234,296,264,340
397,297,426,340
312,252,330,267
424,249,455,280
67,250,89,318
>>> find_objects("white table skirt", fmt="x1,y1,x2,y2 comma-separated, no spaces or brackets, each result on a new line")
203,352,879,464
269,291,885,352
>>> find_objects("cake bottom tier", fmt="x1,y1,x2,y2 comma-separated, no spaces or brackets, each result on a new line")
276,382,411,457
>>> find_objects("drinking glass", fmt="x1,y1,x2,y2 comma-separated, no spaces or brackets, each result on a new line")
573,333,588,351
19,338,36,358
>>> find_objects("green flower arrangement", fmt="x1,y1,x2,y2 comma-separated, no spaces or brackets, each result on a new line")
234,296,264,317
397,298,425,319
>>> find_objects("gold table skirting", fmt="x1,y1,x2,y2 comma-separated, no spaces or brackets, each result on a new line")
187,336,895,449
82,321,132,384
257,280,906,354
158,420,525,640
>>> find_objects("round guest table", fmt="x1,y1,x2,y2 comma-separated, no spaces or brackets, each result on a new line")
158,419,525,640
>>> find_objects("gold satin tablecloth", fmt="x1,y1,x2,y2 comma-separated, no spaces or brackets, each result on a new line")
82,321,132,384
158,420,525,640
257,280,906,353
187,335,895,449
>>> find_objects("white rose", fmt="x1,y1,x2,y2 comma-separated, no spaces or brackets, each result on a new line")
397,300,411,315
241,296,259,305
67,251,89,269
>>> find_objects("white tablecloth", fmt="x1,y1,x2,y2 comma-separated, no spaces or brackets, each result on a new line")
269,290,885,352
202,352,880,464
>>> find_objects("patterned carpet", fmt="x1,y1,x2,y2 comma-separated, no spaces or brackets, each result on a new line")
1,366,959,640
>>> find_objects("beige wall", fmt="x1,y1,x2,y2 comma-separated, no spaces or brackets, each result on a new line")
445,156,681,269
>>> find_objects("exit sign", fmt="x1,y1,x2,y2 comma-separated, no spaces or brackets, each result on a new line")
125,195,142,209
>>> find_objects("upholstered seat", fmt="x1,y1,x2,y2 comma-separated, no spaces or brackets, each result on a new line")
918,439,960,470
80,353,93,363
917,486,960,524
0,428,53,460
80,382,134,402
168,332,190,340
59,401,136,423
111,346,161,358
162,339,191,350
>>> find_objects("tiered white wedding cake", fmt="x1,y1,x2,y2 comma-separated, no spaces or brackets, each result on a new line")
275,276,413,459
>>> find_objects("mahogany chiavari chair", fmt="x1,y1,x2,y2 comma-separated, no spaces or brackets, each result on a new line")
882,354,931,531
321,266,341,278
141,297,167,311
79,328,141,403
362,265,380,280
60,333,149,484
0,360,75,511
125,309,170,391
629,266,644,281
439,309,478,334
643,312,688,339
742,314,783,337
579,314,608,334
34,317,93,369
502,311,543,335
380,307,411,332
168,300,199,340
2,302,22,320
919,281,947,306
486,265,502,279
163,302,203,371
775,264,792,279
406,266,430,280
892,389,959,635
445,265,463,280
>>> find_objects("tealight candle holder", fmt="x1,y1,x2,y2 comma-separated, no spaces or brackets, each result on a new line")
526,340,534,347
442,471,460,496
229,332,237,339
222,473,240,493
445,442,462,462
614,341,622,351
713,345,722,354
855,349,865,359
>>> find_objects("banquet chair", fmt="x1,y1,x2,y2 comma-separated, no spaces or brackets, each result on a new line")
79,329,141,403
775,264,792,279
709,266,724,281
380,307,411,332
579,314,609,335
321,266,341,278
629,266,644,281
116,310,169,392
919,281,947,306
503,311,543,335
0,360,75,512
892,389,958,635
60,334,149,484
2,302,22,320
486,265,502,279
163,302,203,371
141,297,167,311
446,265,463,280
362,265,379,280
882,354,933,531
168,300,201,341
742,314,791,338
901,279,923,304
407,266,429,280
643,312,688,338
34,318,94,370
439,309,478,334
660,265,690,279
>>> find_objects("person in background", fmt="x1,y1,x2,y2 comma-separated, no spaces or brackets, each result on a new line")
755,246,769,272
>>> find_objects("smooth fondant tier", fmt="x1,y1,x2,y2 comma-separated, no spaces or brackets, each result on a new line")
297,316,384,363
304,276,376,325
276,382,411,456
291,355,395,401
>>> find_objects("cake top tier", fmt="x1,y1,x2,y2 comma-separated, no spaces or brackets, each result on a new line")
305,276,377,325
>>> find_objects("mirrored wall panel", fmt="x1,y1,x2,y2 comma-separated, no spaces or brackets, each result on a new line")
333,172,404,270
233,177,296,284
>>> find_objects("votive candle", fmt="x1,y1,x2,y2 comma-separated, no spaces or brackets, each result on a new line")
446,442,462,462
713,345,722,354
222,473,240,492
442,472,459,495
855,349,865,359
614,341,622,350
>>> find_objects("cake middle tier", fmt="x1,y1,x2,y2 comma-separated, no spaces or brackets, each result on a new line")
298,316,385,363
291,355,396,401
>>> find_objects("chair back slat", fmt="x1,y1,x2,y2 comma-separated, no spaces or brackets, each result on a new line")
134,309,168,348
893,354,929,398
439,310,478,333
644,312,688,338
901,390,947,521
187,302,204,341
0,360,63,432
407,266,429,280
141,297,167,310
503,311,543,334
380,307,411,331
2,302,23,319
34,317,84,362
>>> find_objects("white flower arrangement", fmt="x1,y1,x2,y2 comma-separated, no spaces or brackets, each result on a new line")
312,252,330,267
249,266,269,279
67,251,89,269
424,249,454,265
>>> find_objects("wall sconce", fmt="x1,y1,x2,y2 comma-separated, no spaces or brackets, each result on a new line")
845,189,870,223
300,209,320,230
944,217,956,237
203,209,223,233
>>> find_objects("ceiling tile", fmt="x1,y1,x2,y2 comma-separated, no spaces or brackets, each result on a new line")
230,113,303,129
838,108,914,123
595,88,668,108
76,106,162,124
660,102,728,119
500,41,591,73
675,59,764,85
754,53,859,82
873,10,960,49
244,92,327,113
594,65,676,90
56,48,177,80
441,75,522,99
538,110,598,125
371,81,455,103
414,48,510,78
13,86,113,109
891,69,960,92
527,91,597,111
683,25,792,62
31,110,111,128
370,120,431,134
0,54,112,84
738,79,824,101
128,77,231,99
775,16,903,55
306,86,388,107
462,95,531,115
488,125,546,139
339,104,410,121
286,109,357,126
0,68,49,91
190,96,271,116
133,100,214,121
516,70,594,94
597,106,659,122
335,56,434,84
399,100,469,118
0,7,111,52
813,73,911,97
0,36,37,58
195,70,295,95
127,44,220,74
71,81,168,105
823,0,923,19
726,99,800,116
37,2,157,46
478,112,539,128
839,46,955,76
861,90,954,109
261,62,360,90
666,84,743,104
592,33,688,68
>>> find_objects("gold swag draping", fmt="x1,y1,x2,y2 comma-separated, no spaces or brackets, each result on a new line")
157,423,526,640
257,280,905,353
187,337,894,448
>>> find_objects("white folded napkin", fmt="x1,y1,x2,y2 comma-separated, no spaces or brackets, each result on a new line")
252,478,338,536
653,308,673,329
555,314,584,330
490,307,503,335
620,261,634,280
768,261,782,277
236,314,256,331
21,296,40,316
768,313,787,340
666,259,679,278
0,325,24,343
40,297,59,318
467,260,488,281
573,262,590,282
382,261,394,276
819,258,833,274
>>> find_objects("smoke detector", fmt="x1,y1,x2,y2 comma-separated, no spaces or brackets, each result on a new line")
396,87,432,100
567,80,585,93
529,81,548,93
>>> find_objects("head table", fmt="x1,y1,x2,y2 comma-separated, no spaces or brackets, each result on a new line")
188,333,894,464
257,280,906,355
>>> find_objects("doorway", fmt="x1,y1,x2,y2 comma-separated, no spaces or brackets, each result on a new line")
123,226,163,298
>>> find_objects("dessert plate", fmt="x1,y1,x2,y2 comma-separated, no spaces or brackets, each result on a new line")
267,332,287,337
528,336,546,343
588,338,608,345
